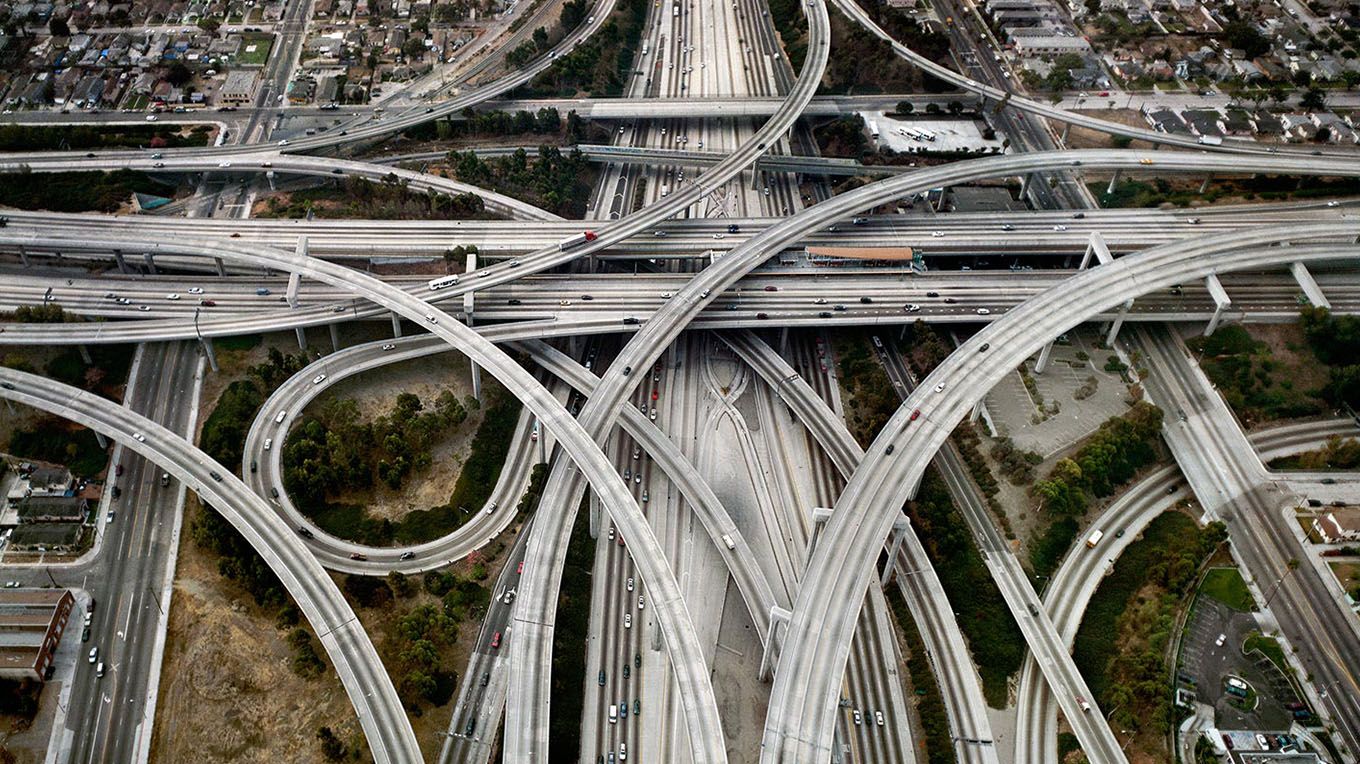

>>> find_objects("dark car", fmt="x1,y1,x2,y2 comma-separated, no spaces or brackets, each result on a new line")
297,526,314,538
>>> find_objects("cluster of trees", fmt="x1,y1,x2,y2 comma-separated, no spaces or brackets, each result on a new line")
836,333,902,446
884,587,953,764
2,304,70,323
315,727,353,762
815,115,869,159
520,0,647,97
990,436,1042,485
392,603,460,705
767,0,807,69
0,124,211,151
405,108,593,145
1270,435,1360,471
283,390,470,509
823,9,933,95
1073,513,1227,735
8,421,107,478
909,467,1024,706
262,175,488,221
1301,306,1360,410
1188,323,1324,422
40,344,132,401
548,503,597,761
447,146,593,217
0,170,175,213
1031,402,1164,516
287,628,326,678
192,346,312,609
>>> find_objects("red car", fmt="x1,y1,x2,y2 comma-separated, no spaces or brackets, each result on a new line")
910,409,921,421
517,561,524,574
491,631,501,649
651,390,659,401
1098,90,1110,97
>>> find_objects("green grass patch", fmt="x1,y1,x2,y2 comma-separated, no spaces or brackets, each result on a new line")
1186,324,1327,423
1200,567,1255,612
548,493,596,763
236,36,274,65
1243,631,1288,676
885,584,955,764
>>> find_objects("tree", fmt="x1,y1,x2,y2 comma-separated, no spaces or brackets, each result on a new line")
316,727,347,761
897,100,914,115
196,17,220,34
48,16,70,37
1343,70,1360,90
166,62,192,87
1300,87,1327,110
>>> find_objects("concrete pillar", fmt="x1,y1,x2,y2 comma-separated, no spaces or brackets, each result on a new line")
329,323,341,352
1079,232,1112,270
17,247,28,267
970,397,985,424
94,431,107,449
1019,173,1031,199
568,335,580,359
779,326,789,356
809,506,834,557
1034,341,1054,374
589,491,602,539
79,344,93,365
669,341,679,368
1199,173,1212,195
1060,123,1070,143
1204,273,1231,336
1291,262,1330,309
463,252,477,316
113,250,128,274
214,257,226,277
266,170,276,191
200,338,219,372
1105,169,1122,196
295,327,308,350
1105,299,1134,346
880,514,911,588
470,360,483,402
390,311,402,337
758,606,792,681
143,252,156,273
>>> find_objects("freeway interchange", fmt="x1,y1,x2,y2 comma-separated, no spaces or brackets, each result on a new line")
1,0,1360,760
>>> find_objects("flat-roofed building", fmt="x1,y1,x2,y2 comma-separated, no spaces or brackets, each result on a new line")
0,589,74,681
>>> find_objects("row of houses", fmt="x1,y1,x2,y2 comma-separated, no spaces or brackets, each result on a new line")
1142,104,1360,144
0,458,94,554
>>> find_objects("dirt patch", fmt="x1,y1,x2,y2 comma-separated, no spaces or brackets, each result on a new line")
307,350,499,524
1062,109,1159,150
1243,322,1331,414
150,498,363,764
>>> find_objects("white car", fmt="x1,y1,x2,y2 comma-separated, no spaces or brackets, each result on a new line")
166,293,180,300
608,526,616,541
904,303,921,312
312,374,327,384
263,438,273,451
933,383,946,393
930,231,945,238
88,647,98,663
661,292,673,299
637,595,645,610
217,161,231,168
1327,200,1341,207
187,287,204,295
133,433,146,442
623,613,632,629
381,344,395,351
627,576,635,592
875,710,884,726
853,710,862,725
137,305,150,312
1052,224,1068,232
976,308,991,315
145,114,157,121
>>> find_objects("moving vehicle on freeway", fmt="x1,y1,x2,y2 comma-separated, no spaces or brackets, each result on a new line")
558,231,599,251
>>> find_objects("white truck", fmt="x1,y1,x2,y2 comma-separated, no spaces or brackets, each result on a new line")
721,534,736,550
558,230,599,251
1085,529,1104,548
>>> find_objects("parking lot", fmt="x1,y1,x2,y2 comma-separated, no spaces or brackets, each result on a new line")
1179,598,1298,731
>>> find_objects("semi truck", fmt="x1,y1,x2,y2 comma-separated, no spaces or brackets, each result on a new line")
558,231,599,251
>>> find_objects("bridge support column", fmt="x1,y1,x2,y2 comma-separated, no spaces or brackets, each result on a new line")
17,247,28,267
113,249,129,274
568,335,580,359
758,606,792,682
295,327,308,351
1199,173,1213,195
94,431,107,450
1019,173,1031,199
1105,299,1134,346
329,323,341,352
880,514,911,588
390,312,402,337
1291,262,1330,309
1204,273,1231,336
286,237,306,308
143,252,156,274
779,326,789,356
1034,341,1055,374
79,344,93,364
809,506,834,557
1105,169,1122,196
214,257,226,277
970,397,985,424
1060,123,1071,143
589,491,602,539
200,338,219,373
466,311,482,403
1079,232,1112,271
